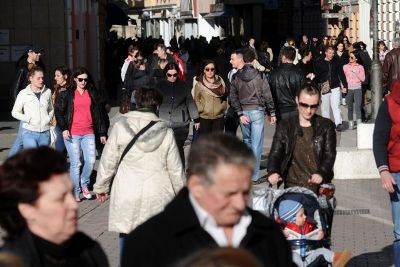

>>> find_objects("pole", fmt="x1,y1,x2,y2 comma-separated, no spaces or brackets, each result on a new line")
370,0,382,121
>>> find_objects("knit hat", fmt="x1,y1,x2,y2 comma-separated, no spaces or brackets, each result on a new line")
278,199,303,222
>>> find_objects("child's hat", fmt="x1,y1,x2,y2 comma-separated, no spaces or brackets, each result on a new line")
278,199,303,222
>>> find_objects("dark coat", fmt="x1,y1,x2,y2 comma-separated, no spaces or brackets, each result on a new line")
267,114,337,183
230,65,276,116
269,63,305,116
156,79,199,128
1,230,109,267
121,187,293,267
314,57,348,89
54,86,108,136
10,60,30,102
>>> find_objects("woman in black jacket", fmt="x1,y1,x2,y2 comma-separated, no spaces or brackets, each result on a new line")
0,147,109,267
55,67,107,202
156,62,199,167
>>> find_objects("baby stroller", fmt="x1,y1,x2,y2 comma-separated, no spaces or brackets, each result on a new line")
252,185,337,267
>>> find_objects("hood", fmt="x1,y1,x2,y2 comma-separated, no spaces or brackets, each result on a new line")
235,65,259,82
123,111,169,152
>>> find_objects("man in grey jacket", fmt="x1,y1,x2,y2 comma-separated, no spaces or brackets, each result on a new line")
230,49,276,184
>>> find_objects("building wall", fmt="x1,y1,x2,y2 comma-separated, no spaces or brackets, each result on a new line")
0,0,67,106
378,0,400,48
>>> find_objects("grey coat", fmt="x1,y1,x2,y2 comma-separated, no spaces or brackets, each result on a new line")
157,79,199,128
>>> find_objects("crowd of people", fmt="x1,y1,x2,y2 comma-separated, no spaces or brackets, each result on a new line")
0,32,399,267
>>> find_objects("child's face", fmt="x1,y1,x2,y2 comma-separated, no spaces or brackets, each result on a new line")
295,208,307,226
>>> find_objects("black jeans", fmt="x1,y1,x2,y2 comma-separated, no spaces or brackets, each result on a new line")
224,106,239,134
199,117,225,135
172,126,189,168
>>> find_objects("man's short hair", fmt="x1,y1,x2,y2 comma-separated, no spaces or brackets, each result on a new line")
243,48,256,63
231,49,244,58
325,46,335,53
187,133,256,186
296,81,321,99
155,43,166,51
393,38,400,48
281,47,296,61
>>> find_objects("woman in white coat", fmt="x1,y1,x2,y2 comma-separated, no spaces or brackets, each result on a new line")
93,87,185,254
11,65,53,149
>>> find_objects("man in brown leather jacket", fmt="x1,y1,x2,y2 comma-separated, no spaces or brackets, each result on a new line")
383,37,400,91
267,83,337,194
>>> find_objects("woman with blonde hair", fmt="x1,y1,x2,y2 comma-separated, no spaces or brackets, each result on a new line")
11,66,53,149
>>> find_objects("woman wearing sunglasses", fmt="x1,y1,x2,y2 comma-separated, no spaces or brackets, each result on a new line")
157,62,199,167
193,60,227,135
55,67,107,202
343,51,365,130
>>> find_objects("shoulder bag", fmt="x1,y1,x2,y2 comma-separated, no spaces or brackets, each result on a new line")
117,120,158,167
318,62,331,95
108,120,158,193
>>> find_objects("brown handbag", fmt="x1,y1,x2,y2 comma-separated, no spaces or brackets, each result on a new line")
318,62,331,95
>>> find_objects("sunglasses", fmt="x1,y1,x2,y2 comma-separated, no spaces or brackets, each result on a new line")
167,73,178,78
77,78,88,82
349,56,355,59
205,68,215,72
299,102,319,109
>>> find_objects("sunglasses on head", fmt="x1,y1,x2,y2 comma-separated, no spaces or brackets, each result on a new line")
77,78,88,82
167,73,178,77
299,102,319,109
205,67,215,72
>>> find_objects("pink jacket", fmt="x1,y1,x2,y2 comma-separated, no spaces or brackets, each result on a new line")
343,63,365,89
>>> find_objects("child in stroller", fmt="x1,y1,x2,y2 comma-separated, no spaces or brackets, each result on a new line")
276,191,352,267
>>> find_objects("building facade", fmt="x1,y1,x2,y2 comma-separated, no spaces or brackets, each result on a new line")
0,0,107,110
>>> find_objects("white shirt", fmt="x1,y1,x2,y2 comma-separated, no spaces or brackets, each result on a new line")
189,192,251,247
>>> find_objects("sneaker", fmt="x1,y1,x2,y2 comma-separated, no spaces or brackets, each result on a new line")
333,249,352,267
336,124,346,132
82,188,92,200
341,98,347,106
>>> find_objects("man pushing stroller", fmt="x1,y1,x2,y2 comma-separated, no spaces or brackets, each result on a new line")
267,82,337,234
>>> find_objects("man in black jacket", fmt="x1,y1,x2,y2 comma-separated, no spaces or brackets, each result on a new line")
8,46,44,157
269,46,305,120
121,133,292,267
267,83,337,234
314,46,347,131
230,48,276,184
267,83,336,193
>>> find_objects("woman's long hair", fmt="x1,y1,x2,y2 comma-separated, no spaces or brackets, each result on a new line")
53,66,71,102
71,66,94,90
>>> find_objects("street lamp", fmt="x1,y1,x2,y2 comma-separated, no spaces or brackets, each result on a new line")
370,0,382,120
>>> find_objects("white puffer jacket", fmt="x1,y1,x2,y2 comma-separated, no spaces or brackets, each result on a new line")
94,111,185,234
12,85,53,132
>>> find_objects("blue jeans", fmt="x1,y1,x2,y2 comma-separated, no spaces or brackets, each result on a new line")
21,128,50,149
9,122,23,157
54,125,66,152
239,110,265,181
64,134,96,198
391,173,400,267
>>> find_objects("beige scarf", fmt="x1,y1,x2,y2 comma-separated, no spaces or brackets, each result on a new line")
200,75,225,97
